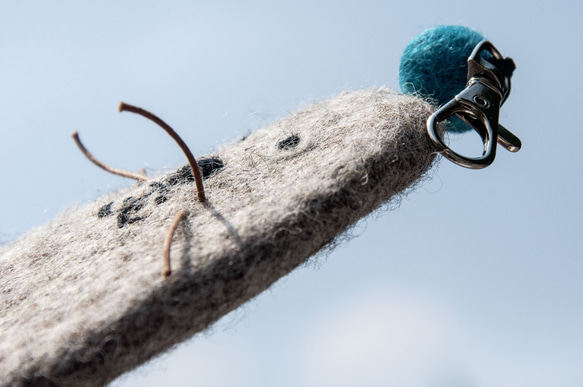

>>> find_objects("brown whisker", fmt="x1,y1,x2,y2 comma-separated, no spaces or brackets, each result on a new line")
163,211,188,278
118,102,206,202
71,131,149,182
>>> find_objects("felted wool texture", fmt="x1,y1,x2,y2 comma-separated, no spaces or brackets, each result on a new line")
399,25,484,107
0,88,438,386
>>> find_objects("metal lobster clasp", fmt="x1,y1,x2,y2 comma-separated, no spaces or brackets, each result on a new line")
426,40,522,169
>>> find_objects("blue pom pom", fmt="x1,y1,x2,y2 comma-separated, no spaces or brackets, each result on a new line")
399,26,484,132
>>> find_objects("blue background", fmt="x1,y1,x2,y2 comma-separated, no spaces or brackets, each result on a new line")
1,1,582,386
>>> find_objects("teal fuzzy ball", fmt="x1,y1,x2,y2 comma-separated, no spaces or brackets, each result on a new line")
399,26,484,132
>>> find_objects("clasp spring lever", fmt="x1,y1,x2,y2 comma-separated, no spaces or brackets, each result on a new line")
427,40,522,169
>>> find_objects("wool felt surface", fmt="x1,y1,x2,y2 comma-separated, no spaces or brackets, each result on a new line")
0,89,439,386
399,25,484,107
399,25,484,134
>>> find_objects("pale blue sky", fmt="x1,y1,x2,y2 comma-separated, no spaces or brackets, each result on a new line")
1,1,582,386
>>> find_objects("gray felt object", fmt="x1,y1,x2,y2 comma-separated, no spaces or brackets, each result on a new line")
0,88,438,386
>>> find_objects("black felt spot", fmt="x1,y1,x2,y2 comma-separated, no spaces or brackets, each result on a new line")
98,156,225,226
278,135,300,150
125,216,143,225
117,197,146,228
198,157,224,179
117,213,144,228
155,195,168,205
166,165,195,186
164,157,224,186
98,202,113,218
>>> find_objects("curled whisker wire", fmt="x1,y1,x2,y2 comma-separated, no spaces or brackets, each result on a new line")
163,210,188,278
118,102,206,202
71,131,149,182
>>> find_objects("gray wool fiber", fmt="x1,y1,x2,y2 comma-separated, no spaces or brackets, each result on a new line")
0,88,439,386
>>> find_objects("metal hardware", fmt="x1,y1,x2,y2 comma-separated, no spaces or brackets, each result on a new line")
427,40,522,169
